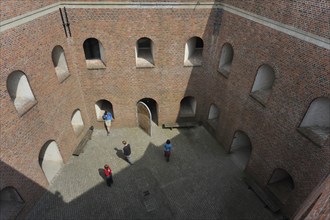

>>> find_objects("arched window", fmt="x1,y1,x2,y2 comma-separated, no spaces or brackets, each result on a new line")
83,38,106,69
208,104,220,129
218,43,234,78
179,96,197,118
7,70,37,115
71,109,84,136
267,168,294,203
298,97,330,147
184,37,203,66
136,37,154,67
39,140,64,183
250,64,275,105
95,99,114,121
52,45,70,82
0,187,25,219
229,130,252,170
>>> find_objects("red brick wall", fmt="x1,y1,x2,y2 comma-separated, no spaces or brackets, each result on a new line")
0,11,91,217
0,1,329,219
222,0,330,39
68,7,209,129
199,9,329,217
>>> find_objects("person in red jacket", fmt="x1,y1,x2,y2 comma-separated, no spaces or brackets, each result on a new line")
103,164,113,187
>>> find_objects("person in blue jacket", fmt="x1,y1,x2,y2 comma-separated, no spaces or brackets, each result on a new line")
164,139,172,162
102,111,113,135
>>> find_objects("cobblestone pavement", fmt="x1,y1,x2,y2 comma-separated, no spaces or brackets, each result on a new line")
27,126,281,220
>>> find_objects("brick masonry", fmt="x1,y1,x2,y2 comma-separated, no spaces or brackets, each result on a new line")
0,1,329,219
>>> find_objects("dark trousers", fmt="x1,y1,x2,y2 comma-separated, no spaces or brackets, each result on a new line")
106,175,113,186
164,151,171,161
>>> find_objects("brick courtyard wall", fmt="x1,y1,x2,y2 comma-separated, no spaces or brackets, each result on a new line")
199,8,330,217
68,7,209,129
221,0,330,39
0,1,329,219
0,11,90,218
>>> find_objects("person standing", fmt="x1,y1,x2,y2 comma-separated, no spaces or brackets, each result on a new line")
103,164,113,187
122,141,133,165
102,111,113,136
164,139,172,162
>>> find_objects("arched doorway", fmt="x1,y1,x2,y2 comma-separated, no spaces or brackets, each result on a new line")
39,140,64,183
229,130,252,170
95,99,114,121
137,98,158,136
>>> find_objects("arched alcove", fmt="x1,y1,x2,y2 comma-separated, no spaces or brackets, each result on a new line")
95,99,114,121
136,37,154,67
218,43,234,77
184,36,203,66
39,140,64,183
83,38,106,69
0,187,25,220
179,96,197,118
71,109,84,136
52,45,70,82
298,97,330,147
250,64,275,105
6,70,37,115
229,130,252,170
207,104,220,129
267,168,294,203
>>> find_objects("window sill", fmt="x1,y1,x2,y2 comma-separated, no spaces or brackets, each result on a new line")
73,125,84,136
207,119,218,130
218,67,230,78
58,73,71,83
136,60,155,68
184,59,202,67
86,60,106,70
297,127,330,147
249,90,271,107
17,100,38,117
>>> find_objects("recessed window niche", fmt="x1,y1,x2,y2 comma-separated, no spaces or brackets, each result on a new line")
267,168,294,204
83,38,106,69
0,187,25,220
7,71,37,116
136,37,155,68
71,109,85,136
229,130,252,170
184,37,203,67
297,97,330,147
218,43,234,78
207,104,220,129
179,96,197,118
52,45,70,82
95,99,114,121
39,140,64,183
250,64,275,106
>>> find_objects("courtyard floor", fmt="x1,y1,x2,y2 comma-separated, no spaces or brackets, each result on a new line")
27,125,281,220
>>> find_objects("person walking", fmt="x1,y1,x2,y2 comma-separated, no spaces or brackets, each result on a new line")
122,141,133,165
102,111,113,135
164,139,172,162
103,164,113,187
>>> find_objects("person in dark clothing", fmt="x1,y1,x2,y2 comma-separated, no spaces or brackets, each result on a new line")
103,164,113,187
122,140,133,165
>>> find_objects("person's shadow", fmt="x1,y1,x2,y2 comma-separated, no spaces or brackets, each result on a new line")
98,168,106,180
114,147,129,163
